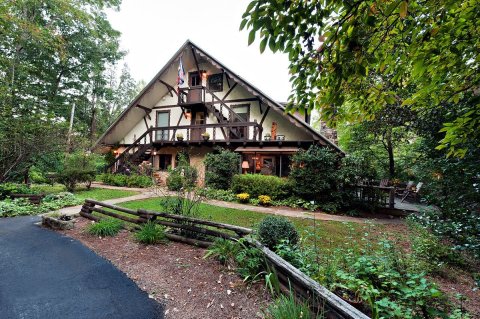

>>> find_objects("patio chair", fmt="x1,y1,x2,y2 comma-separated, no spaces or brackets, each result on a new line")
396,180,414,196
401,182,423,202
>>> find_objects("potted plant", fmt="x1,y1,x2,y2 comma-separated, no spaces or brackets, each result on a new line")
201,132,210,141
264,133,271,141
176,133,184,141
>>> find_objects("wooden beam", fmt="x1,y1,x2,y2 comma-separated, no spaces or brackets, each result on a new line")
225,72,231,88
143,117,149,130
259,105,271,126
158,79,178,97
222,82,237,101
135,104,152,113
191,46,201,75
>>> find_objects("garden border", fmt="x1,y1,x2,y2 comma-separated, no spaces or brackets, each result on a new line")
79,199,369,319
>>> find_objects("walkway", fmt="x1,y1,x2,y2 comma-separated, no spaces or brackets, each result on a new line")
0,216,163,319
205,199,405,225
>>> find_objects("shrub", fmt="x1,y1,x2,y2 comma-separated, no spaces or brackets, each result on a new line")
0,192,81,217
204,148,241,189
258,195,272,206
197,188,236,202
409,207,480,259
135,222,167,244
258,216,298,249
87,218,123,237
166,171,183,191
234,239,266,282
289,146,340,204
167,153,198,191
231,174,290,199
0,183,35,199
57,153,96,191
236,193,250,203
204,238,241,266
0,198,35,217
126,174,153,188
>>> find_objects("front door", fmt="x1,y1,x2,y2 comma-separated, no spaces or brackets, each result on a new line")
191,111,206,140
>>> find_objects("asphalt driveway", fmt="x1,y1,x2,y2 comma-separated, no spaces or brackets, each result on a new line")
0,216,163,319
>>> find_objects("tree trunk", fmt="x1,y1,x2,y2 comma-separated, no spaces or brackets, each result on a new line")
386,132,395,178
90,94,97,142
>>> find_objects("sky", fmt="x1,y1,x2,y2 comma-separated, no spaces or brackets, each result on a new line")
107,0,292,102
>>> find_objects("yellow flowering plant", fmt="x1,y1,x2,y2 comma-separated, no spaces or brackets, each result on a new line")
258,195,272,206
236,193,250,203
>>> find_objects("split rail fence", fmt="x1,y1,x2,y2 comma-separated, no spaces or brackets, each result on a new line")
79,199,369,319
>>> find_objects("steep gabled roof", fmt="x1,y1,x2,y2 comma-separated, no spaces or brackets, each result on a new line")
94,40,343,154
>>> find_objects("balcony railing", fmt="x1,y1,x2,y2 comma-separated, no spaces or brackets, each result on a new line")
153,122,260,142
178,86,205,106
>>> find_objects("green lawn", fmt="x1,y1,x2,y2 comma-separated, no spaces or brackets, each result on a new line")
74,188,138,201
117,197,368,247
30,184,138,201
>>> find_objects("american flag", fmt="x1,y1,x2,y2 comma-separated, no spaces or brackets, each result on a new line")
177,57,185,86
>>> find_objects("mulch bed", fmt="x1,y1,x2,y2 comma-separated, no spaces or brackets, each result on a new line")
60,218,271,319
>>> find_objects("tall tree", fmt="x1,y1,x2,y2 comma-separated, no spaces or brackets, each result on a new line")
241,0,479,157
0,0,123,181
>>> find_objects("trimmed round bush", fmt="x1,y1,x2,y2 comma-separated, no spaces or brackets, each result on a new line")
258,216,298,249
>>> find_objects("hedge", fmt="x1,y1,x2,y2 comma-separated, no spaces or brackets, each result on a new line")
231,174,290,199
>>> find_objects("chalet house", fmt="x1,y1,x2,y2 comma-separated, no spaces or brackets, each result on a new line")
94,40,343,183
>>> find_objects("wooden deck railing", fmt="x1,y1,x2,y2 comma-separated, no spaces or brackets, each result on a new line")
348,185,396,209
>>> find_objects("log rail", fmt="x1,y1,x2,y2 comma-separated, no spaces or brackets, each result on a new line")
78,199,369,319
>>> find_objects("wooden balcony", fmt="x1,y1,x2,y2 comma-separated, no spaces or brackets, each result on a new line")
152,122,261,143
178,86,205,107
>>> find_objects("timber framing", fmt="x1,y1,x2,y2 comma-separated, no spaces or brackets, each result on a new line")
94,40,343,155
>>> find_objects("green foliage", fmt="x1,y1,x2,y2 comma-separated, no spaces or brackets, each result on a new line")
204,238,266,283
410,208,480,260
258,216,298,249
197,188,236,202
204,148,241,189
57,152,97,192
241,0,480,156
204,238,241,267
166,153,198,191
290,146,341,205
101,173,153,188
134,222,167,245
407,221,459,273
0,183,34,199
263,290,319,319
87,218,123,237
0,192,81,217
0,0,125,181
231,174,290,200
234,240,266,282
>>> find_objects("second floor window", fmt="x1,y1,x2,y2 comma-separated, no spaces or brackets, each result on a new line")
189,72,201,87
